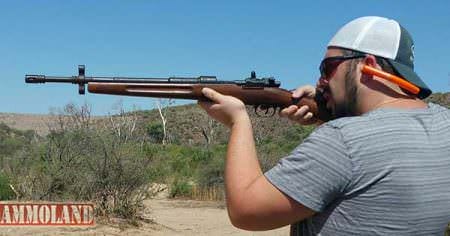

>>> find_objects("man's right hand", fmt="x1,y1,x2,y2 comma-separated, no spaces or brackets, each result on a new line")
279,85,318,125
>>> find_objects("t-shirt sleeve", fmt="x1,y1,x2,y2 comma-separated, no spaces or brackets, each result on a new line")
264,124,352,212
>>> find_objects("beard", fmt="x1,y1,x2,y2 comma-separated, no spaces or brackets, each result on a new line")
332,62,359,118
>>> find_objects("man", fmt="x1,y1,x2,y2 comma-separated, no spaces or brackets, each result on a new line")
199,16,450,235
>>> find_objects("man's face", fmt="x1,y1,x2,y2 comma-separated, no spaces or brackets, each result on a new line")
318,48,361,118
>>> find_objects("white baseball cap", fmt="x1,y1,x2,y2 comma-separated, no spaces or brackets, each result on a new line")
328,16,431,98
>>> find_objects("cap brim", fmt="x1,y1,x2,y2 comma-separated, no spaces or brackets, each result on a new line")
387,59,432,99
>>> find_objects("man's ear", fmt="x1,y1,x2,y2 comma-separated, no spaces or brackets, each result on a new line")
360,54,378,83
362,54,378,68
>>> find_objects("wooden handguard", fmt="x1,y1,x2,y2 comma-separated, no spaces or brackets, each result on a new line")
88,82,332,123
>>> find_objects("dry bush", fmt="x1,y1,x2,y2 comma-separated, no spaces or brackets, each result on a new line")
9,103,155,222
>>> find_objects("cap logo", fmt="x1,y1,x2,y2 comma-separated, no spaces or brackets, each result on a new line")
410,44,415,63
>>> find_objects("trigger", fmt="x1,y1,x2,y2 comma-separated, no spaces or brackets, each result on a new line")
254,105,267,117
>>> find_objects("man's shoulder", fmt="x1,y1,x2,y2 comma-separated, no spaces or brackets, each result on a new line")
323,102,449,131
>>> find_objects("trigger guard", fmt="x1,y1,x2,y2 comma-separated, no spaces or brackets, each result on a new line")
254,105,278,117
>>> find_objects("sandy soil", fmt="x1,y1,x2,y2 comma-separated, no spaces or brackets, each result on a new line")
0,199,289,236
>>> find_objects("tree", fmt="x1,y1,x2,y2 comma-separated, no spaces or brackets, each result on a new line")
155,99,174,145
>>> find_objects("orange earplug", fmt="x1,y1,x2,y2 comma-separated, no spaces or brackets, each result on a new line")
361,65,420,95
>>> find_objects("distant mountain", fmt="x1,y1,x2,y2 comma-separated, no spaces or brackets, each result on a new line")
0,113,55,136
425,92,450,108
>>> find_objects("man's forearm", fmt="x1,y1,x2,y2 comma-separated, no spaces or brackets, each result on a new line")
225,113,263,215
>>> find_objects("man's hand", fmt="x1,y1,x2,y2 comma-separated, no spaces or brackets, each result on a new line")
279,85,317,125
198,87,249,128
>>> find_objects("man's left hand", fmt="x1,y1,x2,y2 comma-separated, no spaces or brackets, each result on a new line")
198,88,249,128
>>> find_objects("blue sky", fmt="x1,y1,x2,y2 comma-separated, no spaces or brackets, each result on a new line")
1,1,449,115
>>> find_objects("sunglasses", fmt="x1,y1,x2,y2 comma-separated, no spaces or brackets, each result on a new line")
319,54,366,79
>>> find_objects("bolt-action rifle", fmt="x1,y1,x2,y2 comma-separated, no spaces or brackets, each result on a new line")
25,65,331,122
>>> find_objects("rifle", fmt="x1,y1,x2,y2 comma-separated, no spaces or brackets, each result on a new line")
25,65,331,122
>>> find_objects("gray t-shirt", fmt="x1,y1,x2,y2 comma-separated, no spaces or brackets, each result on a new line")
265,103,450,235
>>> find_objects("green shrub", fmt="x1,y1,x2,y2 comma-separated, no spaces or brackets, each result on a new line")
195,145,226,187
0,173,14,200
146,122,164,143
170,178,192,198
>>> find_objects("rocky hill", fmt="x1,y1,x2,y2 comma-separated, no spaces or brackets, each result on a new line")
0,113,54,136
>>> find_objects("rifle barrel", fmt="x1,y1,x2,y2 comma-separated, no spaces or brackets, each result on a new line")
25,65,282,99
25,75,221,84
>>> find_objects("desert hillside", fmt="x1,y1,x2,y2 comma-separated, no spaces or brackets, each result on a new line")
0,113,54,136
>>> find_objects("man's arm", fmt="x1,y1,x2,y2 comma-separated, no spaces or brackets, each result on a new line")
198,88,315,230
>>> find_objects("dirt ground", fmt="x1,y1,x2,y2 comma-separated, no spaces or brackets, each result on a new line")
0,198,289,236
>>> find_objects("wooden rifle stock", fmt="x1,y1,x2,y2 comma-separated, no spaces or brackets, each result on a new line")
88,83,331,123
